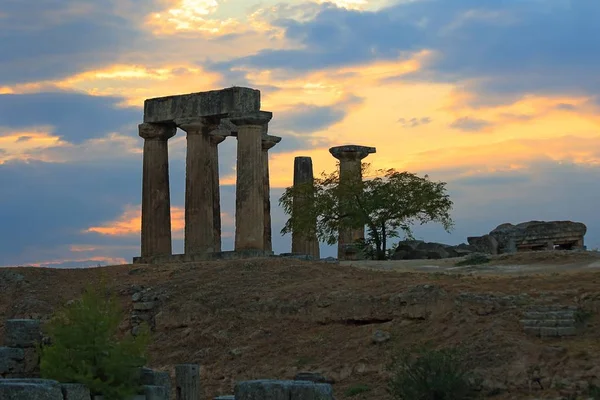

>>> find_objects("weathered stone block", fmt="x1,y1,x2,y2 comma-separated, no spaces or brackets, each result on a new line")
139,368,171,396
5,319,42,348
540,327,558,337
214,396,235,400
0,380,62,400
0,347,25,375
523,326,541,336
144,87,261,123
557,327,577,336
144,384,169,400
235,380,334,400
61,383,91,400
176,364,200,400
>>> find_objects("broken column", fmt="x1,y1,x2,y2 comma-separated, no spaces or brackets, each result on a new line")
329,145,376,260
179,118,221,255
230,111,273,251
175,364,200,400
291,157,320,259
139,123,176,258
262,134,282,252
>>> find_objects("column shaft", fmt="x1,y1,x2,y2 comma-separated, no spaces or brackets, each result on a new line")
291,156,320,258
210,135,226,253
338,158,364,258
139,123,176,258
183,121,219,254
261,135,281,253
234,125,264,250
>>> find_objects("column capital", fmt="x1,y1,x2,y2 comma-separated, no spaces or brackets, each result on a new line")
329,145,376,161
176,117,221,134
210,134,227,145
138,123,176,141
262,134,281,151
228,111,272,127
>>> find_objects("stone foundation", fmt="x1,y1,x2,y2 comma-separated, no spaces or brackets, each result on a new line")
133,250,274,264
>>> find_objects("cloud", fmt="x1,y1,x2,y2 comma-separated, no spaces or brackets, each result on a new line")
212,0,600,106
271,104,346,134
398,116,432,128
0,93,140,144
449,116,493,132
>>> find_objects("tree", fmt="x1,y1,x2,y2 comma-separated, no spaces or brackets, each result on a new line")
39,282,150,400
279,163,454,260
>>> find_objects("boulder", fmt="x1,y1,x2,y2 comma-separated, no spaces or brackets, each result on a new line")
467,235,498,255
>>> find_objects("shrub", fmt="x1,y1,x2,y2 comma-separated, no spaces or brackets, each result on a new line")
39,283,150,400
345,384,371,397
387,346,481,400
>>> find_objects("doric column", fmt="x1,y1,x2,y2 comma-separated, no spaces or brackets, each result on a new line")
291,156,320,259
210,134,226,253
179,118,221,254
262,134,282,252
139,122,176,258
329,145,376,260
229,111,273,251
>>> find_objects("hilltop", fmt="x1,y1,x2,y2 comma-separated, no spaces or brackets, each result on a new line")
2,251,600,399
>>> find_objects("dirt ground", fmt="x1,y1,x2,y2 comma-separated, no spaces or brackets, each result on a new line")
2,250,600,399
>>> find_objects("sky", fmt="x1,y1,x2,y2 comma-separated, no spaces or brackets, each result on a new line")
1,0,600,267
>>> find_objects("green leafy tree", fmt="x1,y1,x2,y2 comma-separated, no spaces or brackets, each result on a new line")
279,164,454,260
39,283,150,400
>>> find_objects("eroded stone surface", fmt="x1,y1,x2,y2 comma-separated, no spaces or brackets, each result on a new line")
144,87,260,123
4,319,41,348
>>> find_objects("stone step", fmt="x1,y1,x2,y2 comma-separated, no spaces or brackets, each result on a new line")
520,319,576,327
523,326,577,337
522,311,576,319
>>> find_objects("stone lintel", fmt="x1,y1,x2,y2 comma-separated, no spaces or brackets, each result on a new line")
143,86,261,123
262,135,282,150
228,111,272,127
329,145,376,161
133,250,275,264
138,123,176,141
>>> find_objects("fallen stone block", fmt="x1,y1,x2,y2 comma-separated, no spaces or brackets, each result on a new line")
144,384,169,400
4,319,42,348
235,379,334,400
61,383,91,400
0,379,62,400
0,347,25,375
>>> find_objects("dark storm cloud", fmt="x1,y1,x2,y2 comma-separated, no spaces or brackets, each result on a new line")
210,0,600,104
0,93,140,143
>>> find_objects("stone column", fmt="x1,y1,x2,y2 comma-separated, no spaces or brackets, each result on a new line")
179,118,220,254
262,134,282,252
139,123,176,258
291,156,320,259
329,145,376,260
229,111,273,251
210,134,226,253
175,364,200,400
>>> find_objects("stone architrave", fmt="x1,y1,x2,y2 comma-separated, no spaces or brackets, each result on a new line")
291,157,320,259
261,134,282,252
229,111,273,251
178,118,221,255
209,134,226,253
329,145,376,260
139,123,176,258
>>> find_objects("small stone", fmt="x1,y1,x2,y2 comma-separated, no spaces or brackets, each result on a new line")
372,330,391,344
133,302,155,311
132,292,143,302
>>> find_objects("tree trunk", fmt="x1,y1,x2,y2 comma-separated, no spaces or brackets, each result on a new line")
381,222,387,259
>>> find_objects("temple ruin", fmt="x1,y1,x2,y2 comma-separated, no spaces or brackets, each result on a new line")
133,87,281,264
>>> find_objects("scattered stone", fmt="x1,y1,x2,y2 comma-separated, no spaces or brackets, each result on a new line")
371,330,391,344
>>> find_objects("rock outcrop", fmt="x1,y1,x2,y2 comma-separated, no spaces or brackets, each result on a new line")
391,240,477,260
470,220,586,254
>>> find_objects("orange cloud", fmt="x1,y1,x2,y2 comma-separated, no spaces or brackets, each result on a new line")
7,256,129,268
85,205,236,240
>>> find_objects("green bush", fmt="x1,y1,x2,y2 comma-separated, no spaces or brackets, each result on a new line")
387,346,481,400
345,384,371,397
39,283,150,400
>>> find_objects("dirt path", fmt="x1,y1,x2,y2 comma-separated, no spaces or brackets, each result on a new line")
341,250,600,276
